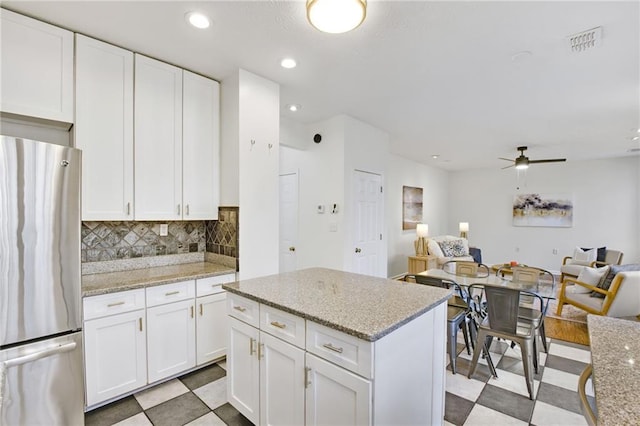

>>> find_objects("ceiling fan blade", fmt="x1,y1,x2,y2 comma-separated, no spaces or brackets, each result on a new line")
501,164,515,169
498,157,514,162
528,158,566,164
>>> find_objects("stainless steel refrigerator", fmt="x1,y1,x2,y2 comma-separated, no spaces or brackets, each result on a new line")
0,136,84,425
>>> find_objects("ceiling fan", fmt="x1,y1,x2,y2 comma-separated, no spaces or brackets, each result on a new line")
499,146,566,170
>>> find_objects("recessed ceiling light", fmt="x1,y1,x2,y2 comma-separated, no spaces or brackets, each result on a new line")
632,136,639,141
281,58,297,69
185,12,210,29
287,104,301,112
431,155,439,159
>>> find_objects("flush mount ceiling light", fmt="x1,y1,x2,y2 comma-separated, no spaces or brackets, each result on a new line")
287,104,301,112
306,0,367,34
185,12,210,29
280,58,297,69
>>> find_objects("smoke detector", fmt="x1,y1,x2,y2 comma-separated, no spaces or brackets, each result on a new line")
567,27,602,53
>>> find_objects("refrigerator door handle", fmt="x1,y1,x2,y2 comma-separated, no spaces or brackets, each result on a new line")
3,342,77,368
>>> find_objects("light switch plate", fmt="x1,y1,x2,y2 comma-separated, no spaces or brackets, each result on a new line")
160,224,168,236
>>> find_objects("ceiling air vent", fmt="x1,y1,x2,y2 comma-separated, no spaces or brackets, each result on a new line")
567,27,602,53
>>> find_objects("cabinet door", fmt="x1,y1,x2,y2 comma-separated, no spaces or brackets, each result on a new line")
0,9,73,123
147,299,196,383
196,292,227,365
183,70,220,220
227,317,259,425
305,353,372,426
259,332,305,426
134,54,183,220
84,310,147,407
75,34,134,220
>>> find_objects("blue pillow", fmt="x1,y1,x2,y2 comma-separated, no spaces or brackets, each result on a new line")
581,246,607,263
591,263,640,298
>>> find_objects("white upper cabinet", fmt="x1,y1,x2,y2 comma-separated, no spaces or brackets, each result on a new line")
75,34,134,220
0,9,73,123
183,70,220,220
134,54,183,220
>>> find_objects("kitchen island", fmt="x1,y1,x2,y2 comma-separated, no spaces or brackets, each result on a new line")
223,267,451,425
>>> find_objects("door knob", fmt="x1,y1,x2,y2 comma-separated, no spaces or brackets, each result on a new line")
289,246,296,252
355,248,362,253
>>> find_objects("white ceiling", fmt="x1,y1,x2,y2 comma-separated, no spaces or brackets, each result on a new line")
4,1,639,170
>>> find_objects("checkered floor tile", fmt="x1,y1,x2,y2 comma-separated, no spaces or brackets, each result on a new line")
85,340,593,425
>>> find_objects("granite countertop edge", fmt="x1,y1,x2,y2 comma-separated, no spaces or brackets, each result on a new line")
82,262,236,297
223,284,451,342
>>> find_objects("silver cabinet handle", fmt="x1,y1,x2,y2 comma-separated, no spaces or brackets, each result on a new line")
177,204,181,215
165,290,180,296
249,338,256,355
139,318,143,332
323,343,344,353
199,304,203,316
258,343,264,359
126,202,131,215
234,306,247,313
190,306,194,318
107,301,125,307
355,248,362,253
186,204,190,216
304,367,312,388
4,342,76,368
270,321,286,329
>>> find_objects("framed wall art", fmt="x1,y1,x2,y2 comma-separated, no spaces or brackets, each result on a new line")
402,186,423,230
513,193,573,227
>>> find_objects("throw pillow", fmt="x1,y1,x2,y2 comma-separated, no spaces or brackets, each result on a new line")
570,247,597,266
427,239,444,257
570,266,609,294
591,263,640,298
438,239,467,257
581,246,607,263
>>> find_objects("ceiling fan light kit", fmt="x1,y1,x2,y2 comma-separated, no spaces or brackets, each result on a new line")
500,146,566,170
306,0,367,34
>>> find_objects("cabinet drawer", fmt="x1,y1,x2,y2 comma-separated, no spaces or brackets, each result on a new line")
83,288,145,321
196,273,235,297
227,293,259,328
260,304,306,349
146,280,195,307
306,321,373,379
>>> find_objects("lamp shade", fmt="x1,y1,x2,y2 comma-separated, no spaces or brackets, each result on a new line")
416,223,429,238
306,0,367,34
459,222,469,233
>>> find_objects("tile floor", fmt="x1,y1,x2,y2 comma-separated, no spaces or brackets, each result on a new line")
85,339,594,426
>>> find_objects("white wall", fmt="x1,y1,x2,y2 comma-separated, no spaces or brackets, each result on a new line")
219,72,239,206
448,157,640,272
386,155,450,277
280,116,346,270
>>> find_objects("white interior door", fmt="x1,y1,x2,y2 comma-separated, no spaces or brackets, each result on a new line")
279,172,299,273
352,170,383,277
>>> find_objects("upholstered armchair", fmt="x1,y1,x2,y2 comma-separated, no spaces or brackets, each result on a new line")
426,235,474,268
556,271,640,317
560,249,623,283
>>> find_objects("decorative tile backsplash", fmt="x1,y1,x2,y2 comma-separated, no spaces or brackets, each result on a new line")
206,207,239,258
82,221,205,263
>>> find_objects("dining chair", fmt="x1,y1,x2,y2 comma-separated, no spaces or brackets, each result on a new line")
467,284,544,400
578,364,597,426
497,266,553,354
404,274,471,374
442,260,490,278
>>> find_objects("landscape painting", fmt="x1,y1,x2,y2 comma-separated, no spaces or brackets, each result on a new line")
402,186,423,230
513,193,573,227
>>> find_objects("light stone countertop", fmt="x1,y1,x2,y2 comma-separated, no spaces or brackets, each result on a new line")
82,262,236,297
587,315,640,425
223,267,452,342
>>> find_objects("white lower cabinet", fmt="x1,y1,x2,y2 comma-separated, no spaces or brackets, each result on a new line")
83,290,147,407
147,298,196,383
305,353,371,426
83,274,234,408
197,292,228,365
228,317,260,424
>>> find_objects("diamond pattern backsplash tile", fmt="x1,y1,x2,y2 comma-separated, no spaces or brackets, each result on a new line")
206,207,239,259
82,221,206,263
